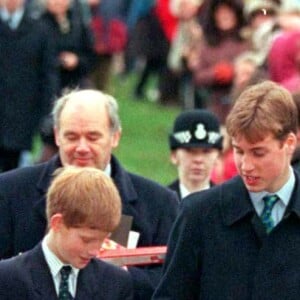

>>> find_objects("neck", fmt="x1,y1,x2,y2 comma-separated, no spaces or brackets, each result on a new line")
181,178,210,193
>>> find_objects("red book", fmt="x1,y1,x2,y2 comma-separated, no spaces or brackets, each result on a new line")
98,246,167,267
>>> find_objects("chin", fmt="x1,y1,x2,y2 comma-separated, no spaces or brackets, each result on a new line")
74,260,90,269
245,184,264,193
73,159,93,167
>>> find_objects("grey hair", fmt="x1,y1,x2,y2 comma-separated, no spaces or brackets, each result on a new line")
52,89,122,134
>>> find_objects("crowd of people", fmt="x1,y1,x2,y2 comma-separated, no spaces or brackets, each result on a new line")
1,0,300,299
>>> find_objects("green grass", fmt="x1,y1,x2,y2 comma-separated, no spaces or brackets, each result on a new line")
32,72,181,185
110,73,180,185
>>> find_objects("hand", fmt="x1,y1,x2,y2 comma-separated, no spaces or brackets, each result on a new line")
59,52,79,70
213,61,234,84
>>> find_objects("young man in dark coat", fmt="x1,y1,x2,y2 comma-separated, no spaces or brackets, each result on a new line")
0,0,58,171
0,89,179,300
152,81,300,300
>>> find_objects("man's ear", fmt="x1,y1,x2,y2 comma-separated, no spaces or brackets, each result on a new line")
111,130,121,149
285,132,297,155
49,213,64,232
54,126,60,147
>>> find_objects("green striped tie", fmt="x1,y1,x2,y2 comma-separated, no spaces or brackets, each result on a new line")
58,266,73,300
260,195,279,234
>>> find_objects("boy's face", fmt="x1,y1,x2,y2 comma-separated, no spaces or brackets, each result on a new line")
50,215,108,269
232,132,296,193
171,147,219,186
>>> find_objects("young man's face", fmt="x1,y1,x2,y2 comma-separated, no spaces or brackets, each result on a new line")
232,133,296,193
171,147,219,187
52,218,108,269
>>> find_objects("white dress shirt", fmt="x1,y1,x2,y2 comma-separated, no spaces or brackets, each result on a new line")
180,182,210,199
249,167,295,227
42,236,79,297
0,7,24,30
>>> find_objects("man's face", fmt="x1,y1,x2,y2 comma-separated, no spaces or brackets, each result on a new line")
46,0,70,16
171,147,219,186
54,98,120,170
2,0,24,12
232,133,296,193
51,216,108,269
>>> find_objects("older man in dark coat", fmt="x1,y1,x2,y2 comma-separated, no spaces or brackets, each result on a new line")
0,0,58,171
0,89,179,300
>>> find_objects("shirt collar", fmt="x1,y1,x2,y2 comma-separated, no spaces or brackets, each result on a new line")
179,182,210,199
104,162,111,177
0,7,24,29
249,166,295,207
42,235,79,278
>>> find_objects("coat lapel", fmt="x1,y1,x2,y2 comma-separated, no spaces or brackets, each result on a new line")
33,155,62,220
282,170,300,222
75,261,99,300
219,176,269,241
220,176,254,226
29,245,58,299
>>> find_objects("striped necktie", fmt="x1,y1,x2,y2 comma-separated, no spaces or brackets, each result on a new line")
260,195,279,233
58,266,73,300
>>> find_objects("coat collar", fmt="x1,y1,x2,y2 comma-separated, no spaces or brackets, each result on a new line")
36,155,62,192
29,244,58,299
220,172,300,227
32,155,62,221
29,244,98,299
34,154,138,205
284,170,300,219
110,155,138,203
220,176,256,227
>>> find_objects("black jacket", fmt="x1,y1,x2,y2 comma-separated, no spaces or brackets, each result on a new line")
0,9,58,150
0,155,179,299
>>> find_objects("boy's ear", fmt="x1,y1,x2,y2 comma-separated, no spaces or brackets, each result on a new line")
50,213,64,232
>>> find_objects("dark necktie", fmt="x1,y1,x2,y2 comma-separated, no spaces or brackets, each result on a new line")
5,15,13,28
58,266,73,300
260,195,279,233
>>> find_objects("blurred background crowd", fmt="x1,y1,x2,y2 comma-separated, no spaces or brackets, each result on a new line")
2,0,300,184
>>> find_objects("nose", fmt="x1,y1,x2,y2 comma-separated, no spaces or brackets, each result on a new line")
76,137,90,152
87,242,102,258
87,248,100,258
240,154,254,172
193,152,205,163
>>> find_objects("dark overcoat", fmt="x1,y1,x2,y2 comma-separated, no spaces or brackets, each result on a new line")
153,174,300,299
0,243,133,299
0,155,179,299
0,10,58,150
168,179,215,201
40,9,96,90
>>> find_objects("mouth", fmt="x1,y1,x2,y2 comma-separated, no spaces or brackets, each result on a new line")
74,157,91,165
79,257,91,266
243,175,259,185
191,168,204,174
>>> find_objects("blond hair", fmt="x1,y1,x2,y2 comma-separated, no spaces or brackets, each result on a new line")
46,166,121,232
